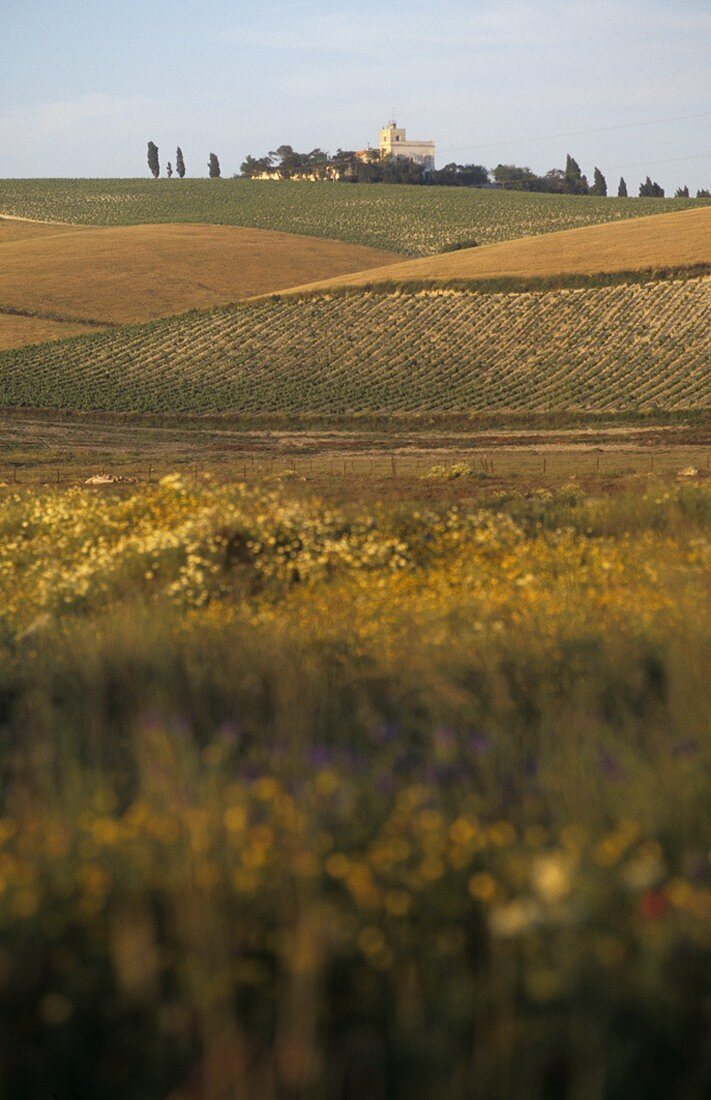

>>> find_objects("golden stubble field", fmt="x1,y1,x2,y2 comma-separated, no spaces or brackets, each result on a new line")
279,205,711,295
0,312,101,347
0,217,399,346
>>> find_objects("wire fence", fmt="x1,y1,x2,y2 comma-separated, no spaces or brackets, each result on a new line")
3,448,711,487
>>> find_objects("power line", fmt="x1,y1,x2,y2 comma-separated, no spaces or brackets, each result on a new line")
445,107,711,154
244,120,711,182
606,151,711,171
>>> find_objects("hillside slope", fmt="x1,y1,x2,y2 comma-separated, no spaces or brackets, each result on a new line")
278,206,711,295
1,275,708,414
0,220,398,337
1,179,708,255
0,313,101,349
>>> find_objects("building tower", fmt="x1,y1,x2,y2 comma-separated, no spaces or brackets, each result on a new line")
379,120,436,170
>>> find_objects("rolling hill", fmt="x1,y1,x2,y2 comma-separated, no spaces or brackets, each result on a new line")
0,218,398,348
277,206,711,295
1,273,708,415
0,313,101,350
2,192,709,418
1,178,708,255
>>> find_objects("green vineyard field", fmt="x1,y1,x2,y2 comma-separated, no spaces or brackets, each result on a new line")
1,277,709,414
1,178,708,255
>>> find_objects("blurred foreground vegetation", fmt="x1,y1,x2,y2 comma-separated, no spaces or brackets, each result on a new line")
0,476,710,1098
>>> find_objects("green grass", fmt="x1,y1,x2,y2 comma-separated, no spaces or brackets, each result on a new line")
2,276,709,415
1,178,708,255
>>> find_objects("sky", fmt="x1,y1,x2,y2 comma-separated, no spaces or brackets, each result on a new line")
1,0,710,191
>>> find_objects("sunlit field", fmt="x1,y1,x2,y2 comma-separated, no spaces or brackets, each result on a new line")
2,173,710,1099
3,274,709,415
1,178,708,255
1,474,710,1097
279,205,711,294
0,219,398,348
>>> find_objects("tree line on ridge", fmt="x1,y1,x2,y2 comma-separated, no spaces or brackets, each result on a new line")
147,142,710,198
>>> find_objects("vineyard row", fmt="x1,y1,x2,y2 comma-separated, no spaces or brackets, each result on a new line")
0,278,709,415
1,178,708,255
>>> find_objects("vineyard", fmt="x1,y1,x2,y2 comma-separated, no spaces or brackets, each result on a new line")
285,205,711,295
1,178,708,255
1,276,709,414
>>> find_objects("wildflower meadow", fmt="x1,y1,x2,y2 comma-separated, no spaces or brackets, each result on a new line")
0,476,709,1097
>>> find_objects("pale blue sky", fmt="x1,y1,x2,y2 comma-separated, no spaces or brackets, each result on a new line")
2,0,710,190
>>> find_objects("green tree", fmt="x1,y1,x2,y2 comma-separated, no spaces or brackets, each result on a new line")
697,188,711,198
675,185,689,198
564,155,589,195
491,164,564,193
618,177,628,198
591,167,607,196
208,153,221,178
166,162,173,179
147,141,160,179
381,155,425,185
639,177,665,198
541,169,566,193
241,154,274,178
430,163,489,187
269,145,298,177
176,147,186,179
492,164,539,189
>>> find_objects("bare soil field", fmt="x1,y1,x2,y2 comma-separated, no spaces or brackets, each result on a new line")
2,410,709,503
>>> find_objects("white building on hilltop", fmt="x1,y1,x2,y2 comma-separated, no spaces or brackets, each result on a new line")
378,120,436,169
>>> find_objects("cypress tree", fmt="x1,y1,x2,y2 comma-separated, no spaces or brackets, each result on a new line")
564,154,579,192
176,147,186,179
618,177,628,198
208,153,221,178
591,167,607,197
564,155,588,195
166,162,173,179
147,141,160,179
675,185,689,198
640,177,665,198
